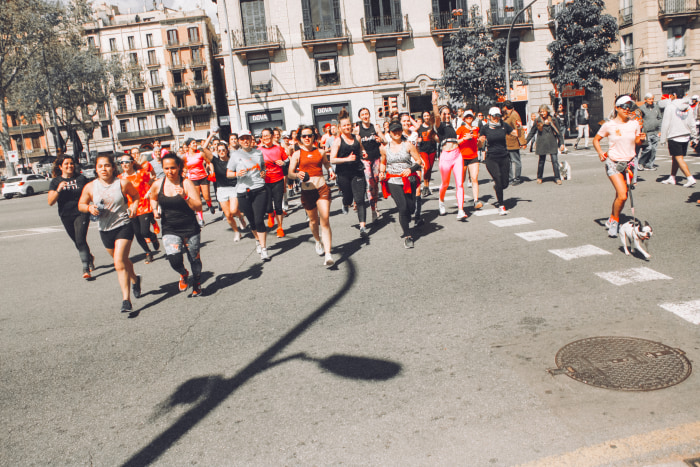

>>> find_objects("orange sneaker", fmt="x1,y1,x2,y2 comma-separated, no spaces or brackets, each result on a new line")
276,227,285,238
267,213,275,228
178,270,190,291
153,221,160,234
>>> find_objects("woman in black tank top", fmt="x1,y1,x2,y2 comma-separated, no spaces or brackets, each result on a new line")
358,108,384,222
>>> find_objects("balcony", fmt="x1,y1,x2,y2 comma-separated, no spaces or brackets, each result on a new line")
8,124,43,136
131,80,146,91
619,6,633,27
189,58,206,69
658,0,700,23
165,39,181,49
620,47,639,69
172,103,212,116
150,80,164,89
361,14,412,46
231,26,283,59
190,80,209,90
251,82,272,94
488,6,533,36
146,60,160,68
429,11,471,41
168,61,186,71
114,103,168,116
171,82,189,93
186,37,203,47
117,126,172,142
300,19,350,51
378,70,399,81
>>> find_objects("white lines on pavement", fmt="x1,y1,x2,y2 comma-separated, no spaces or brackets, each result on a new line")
473,208,500,216
659,300,700,325
595,267,672,286
549,244,612,260
515,229,567,242
490,217,534,227
0,226,64,239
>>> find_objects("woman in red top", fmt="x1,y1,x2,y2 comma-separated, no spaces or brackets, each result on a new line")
457,111,483,209
183,137,215,226
118,154,160,263
288,125,336,267
260,128,289,237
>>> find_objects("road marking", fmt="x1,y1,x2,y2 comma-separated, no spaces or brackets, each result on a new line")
515,229,567,242
473,208,499,217
659,300,700,325
490,217,534,227
549,244,611,260
0,226,64,239
595,267,672,286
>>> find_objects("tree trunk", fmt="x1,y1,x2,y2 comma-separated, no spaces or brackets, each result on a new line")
0,97,17,177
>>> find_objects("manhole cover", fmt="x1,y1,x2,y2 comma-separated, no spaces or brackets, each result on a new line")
553,336,691,391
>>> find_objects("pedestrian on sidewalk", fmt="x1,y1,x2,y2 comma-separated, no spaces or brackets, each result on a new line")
637,93,662,171
524,105,566,185
574,102,590,150
659,95,698,188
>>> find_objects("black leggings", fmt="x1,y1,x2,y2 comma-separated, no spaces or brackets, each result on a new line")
167,253,202,282
336,173,367,224
60,213,92,269
265,179,285,215
387,179,417,237
131,213,157,254
238,188,268,232
485,157,510,205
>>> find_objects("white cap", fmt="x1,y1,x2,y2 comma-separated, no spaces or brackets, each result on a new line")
692,95,699,101
488,107,502,117
464,110,474,117
238,129,252,137
615,95,633,107
644,93,653,99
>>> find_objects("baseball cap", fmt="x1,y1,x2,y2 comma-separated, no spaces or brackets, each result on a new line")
615,95,633,107
692,95,699,101
464,110,474,117
238,129,252,138
324,123,331,129
388,121,402,133
488,107,502,117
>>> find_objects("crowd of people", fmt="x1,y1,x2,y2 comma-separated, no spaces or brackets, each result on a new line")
46,92,699,312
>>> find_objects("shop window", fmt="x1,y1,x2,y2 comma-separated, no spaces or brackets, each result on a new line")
377,47,398,81
249,58,272,93
315,53,339,86
667,26,685,57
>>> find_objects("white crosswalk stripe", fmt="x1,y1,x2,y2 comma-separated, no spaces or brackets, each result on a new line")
659,300,700,325
473,208,499,216
595,267,672,286
515,229,567,242
490,217,534,227
549,244,611,260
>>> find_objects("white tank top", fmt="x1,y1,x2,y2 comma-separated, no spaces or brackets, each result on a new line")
92,179,130,231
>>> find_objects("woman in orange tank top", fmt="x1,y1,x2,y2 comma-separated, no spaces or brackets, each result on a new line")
288,125,336,267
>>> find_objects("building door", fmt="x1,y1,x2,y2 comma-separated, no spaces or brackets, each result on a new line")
241,0,267,46
313,102,351,133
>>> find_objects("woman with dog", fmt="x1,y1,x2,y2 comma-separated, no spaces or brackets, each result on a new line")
524,104,566,185
593,95,645,238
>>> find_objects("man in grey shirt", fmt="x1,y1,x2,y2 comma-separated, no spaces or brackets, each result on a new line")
638,93,662,171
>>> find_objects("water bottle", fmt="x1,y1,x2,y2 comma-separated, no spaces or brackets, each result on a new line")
90,200,104,222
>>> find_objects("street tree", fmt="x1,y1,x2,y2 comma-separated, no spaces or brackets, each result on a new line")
547,0,621,95
441,6,526,110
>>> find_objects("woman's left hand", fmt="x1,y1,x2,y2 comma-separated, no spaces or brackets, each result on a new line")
400,168,412,177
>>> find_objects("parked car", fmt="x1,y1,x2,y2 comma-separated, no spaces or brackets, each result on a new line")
2,174,52,198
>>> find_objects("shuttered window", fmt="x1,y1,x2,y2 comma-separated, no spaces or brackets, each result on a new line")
376,47,398,81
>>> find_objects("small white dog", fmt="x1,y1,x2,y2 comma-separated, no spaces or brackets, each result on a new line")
619,220,653,259
559,160,572,180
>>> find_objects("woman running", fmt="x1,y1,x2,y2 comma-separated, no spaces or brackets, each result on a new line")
400,112,423,223
379,121,423,249
416,110,438,197
118,153,160,264
201,139,246,241
593,95,645,237
660,96,698,187
330,109,369,237
48,155,95,279
226,130,270,261
358,107,384,223
183,137,215,225
524,105,565,184
478,107,519,215
149,153,204,296
288,126,336,266
259,127,288,237
78,154,141,313
432,90,467,220
457,110,482,209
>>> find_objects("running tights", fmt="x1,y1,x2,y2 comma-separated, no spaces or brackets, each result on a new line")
363,158,380,209
265,179,285,215
61,213,92,269
387,180,417,237
336,173,367,224
439,148,464,209
131,213,157,254
167,251,202,282
238,188,268,233
485,157,511,205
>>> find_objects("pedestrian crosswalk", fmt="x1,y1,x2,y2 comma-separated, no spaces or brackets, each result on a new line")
515,229,568,242
659,300,700,325
490,217,534,227
549,244,611,260
595,267,672,286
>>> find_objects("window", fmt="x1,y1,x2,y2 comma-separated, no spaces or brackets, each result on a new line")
31,137,41,149
129,53,138,66
98,104,107,120
148,50,157,65
170,51,181,66
176,94,186,108
152,90,164,107
667,26,685,57
314,53,339,86
150,70,161,86
134,93,145,110
172,71,183,84
195,92,207,105
193,69,203,82
109,38,117,51
302,0,342,40
240,0,267,45
116,94,127,112
120,120,129,132
167,29,178,46
137,117,148,131
622,34,634,68
178,116,191,131
155,115,166,128
188,27,200,43
376,95,398,119
87,36,96,48
101,124,110,138
191,47,202,63
249,58,272,93
364,0,402,33
146,33,154,47
193,114,209,130
376,47,398,80
127,36,135,49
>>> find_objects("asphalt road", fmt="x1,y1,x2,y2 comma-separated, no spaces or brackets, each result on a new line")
1,143,700,466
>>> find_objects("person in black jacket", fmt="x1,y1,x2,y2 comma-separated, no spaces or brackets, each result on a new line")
524,105,566,184
574,102,590,149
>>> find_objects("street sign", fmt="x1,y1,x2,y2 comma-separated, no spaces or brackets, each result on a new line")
219,116,230,126
8,151,18,163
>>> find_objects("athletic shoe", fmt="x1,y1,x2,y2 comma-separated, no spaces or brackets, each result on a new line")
498,205,508,216
277,227,285,238
152,237,160,251
467,180,472,188
637,165,645,171
605,217,613,229
608,220,619,238
121,300,132,313
233,231,241,242
191,283,202,297
209,205,216,215
342,205,349,214
315,241,324,256
144,253,154,264
511,179,522,186
256,241,262,254
132,275,142,299
456,209,467,220
645,166,657,171
438,201,446,216
371,210,378,223
260,248,270,261
287,188,294,197
153,221,160,235
414,218,425,227
197,217,205,228
89,255,96,272
324,254,335,267
661,176,676,185
683,176,696,188
82,271,91,280
403,236,414,249
360,226,368,238
267,213,275,228
474,200,483,210
179,271,190,291
282,201,289,211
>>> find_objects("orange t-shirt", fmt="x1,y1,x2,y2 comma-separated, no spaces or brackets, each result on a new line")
457,125,479,160
119,169,152,215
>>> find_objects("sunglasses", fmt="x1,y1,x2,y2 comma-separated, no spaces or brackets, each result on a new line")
618,102,635,111
300,134,313,138
120,160,132,164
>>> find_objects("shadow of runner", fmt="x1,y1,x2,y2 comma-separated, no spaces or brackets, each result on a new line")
122,259,361,467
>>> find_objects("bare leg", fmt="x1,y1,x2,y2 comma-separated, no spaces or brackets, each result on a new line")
674,155,692,178
109,239,136,301
609,173,628,219
307,207,320,243
316,199,332,255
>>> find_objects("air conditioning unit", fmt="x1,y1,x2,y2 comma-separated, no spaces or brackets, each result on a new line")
318,58,336,75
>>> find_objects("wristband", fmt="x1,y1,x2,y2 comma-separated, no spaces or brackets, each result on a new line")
183,194,189,201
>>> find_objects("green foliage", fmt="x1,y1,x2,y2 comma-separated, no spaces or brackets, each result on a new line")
441,6,526,109
547,0,621,93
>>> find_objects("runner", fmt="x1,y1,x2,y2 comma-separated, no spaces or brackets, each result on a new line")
358,107,384,224
118,154,160,264
457,110,482,210
149,153,204,296
400,112,423,223
330,108,369,237
259,127,288,237
48,154,95,279
226,129,270,261
183,137,215,225
432,90,467,220
78,154,141,312
593,95,646,237
416,110,437,197
288,126,336,266
379,121,423,248
478,107,519,215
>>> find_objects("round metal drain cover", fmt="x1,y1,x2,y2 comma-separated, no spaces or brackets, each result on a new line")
555,337,691,391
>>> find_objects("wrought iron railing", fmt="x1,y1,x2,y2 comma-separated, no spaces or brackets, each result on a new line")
619,6,633,26
301,18,349,41
362,14,408,35
429,11,470,32
659,0,700,15
488,6,533,26
232,25,282,49
117,126,172,141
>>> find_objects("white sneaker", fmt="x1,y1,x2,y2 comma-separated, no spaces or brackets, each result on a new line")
661,176,676,185
683,176,696,188
282,201,289,211
315,241,324,256
233,231,241,242
260,248,270,261
456,209,467,220
438,201,446,216
498,205,508,216
324,254,334,267
256,241,262,254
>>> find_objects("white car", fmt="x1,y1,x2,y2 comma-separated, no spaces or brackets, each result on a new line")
2,174,52,199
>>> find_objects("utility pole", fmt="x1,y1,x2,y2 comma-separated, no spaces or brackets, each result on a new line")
213,0,243,130
505,0,537,100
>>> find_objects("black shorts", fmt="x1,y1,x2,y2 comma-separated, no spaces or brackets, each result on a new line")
100,222,134,249
668,140,689,157
191,177,209,187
